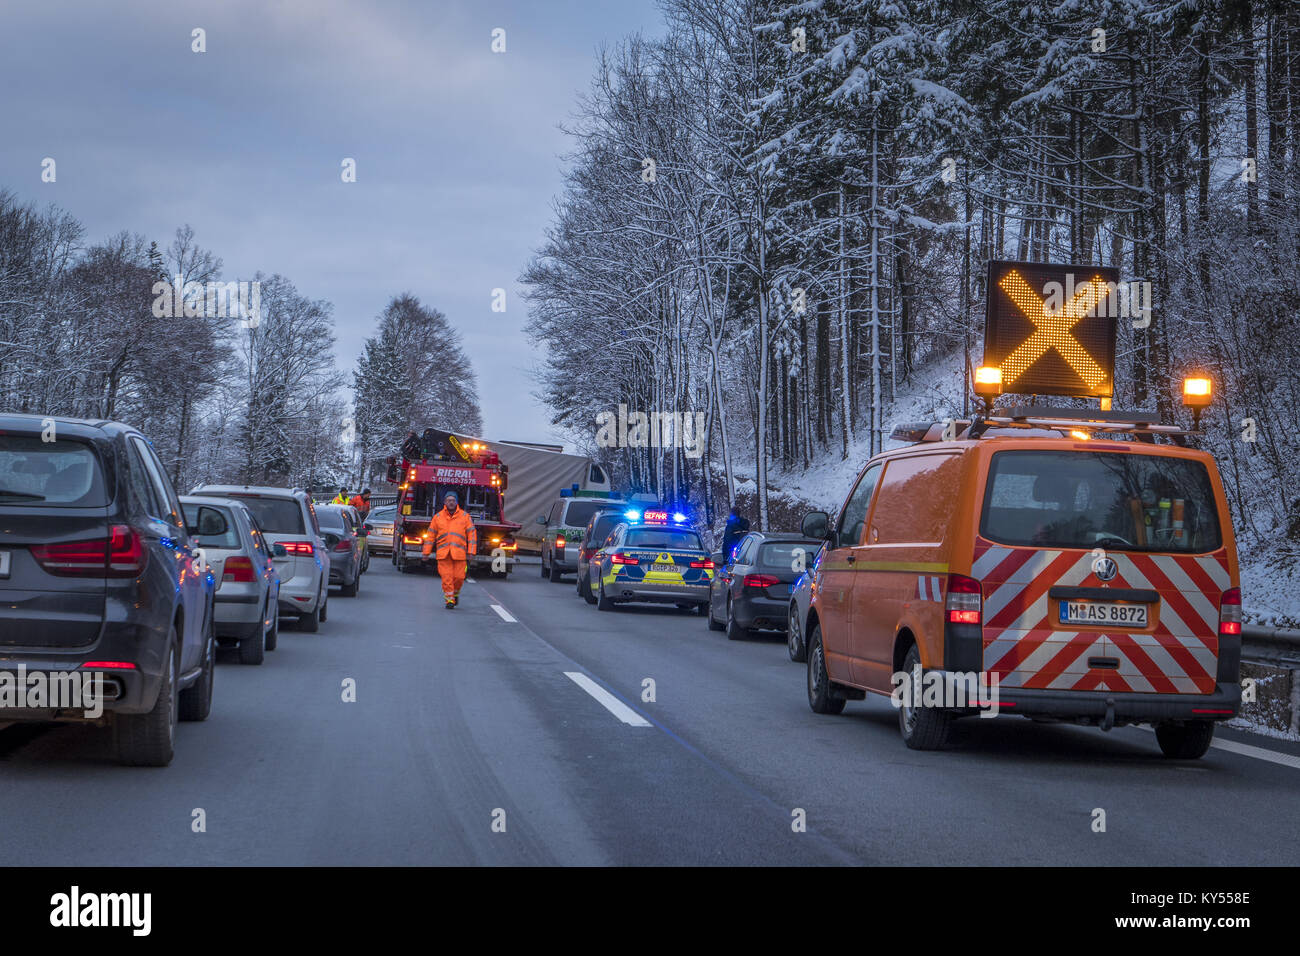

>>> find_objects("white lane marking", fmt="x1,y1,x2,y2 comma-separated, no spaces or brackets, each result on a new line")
1135,726,1300,770
564,672,652,727
490,604,517,623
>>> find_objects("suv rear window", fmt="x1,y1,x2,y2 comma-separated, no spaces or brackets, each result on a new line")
225,494,306,534
625,528,703,550
0,436,107,506
980,449,1222,553
563,500,616,528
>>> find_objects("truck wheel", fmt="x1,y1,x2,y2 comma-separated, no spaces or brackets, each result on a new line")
239,609,266,664
898,644,952,750
787,603,807,662
1155,720,1215,759
179,613,215,721
807,623,845,715
597,579,616,612
116,633,178,766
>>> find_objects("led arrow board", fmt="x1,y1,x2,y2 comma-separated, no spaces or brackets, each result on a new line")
983,260,1120,398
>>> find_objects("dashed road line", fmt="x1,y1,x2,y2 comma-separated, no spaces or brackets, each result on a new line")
490,604,518,623
564,672,652,727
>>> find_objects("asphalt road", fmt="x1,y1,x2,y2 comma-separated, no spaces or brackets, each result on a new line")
1,557,1298,866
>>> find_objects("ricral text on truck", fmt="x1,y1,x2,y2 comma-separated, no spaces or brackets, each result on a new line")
388,429,521,577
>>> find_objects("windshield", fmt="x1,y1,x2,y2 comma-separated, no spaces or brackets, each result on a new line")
226,494,306,535
625,527,704,550
0,436,106,506
980,449,1221,552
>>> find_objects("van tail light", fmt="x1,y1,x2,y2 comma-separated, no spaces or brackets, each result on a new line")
1218,587,1242,636
281,540,314,556
744,573,780,588
556,536,567,549
610,553,638,565
222,556,256,583
946,573,982,625
32,525,145,578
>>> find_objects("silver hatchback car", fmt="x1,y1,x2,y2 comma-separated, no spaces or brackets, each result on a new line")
182,496,282,664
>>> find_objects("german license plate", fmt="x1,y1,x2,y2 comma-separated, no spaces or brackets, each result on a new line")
651,563,678,573
1059,601,1147,627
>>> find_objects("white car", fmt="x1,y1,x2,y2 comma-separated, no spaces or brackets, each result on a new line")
190,485,330,631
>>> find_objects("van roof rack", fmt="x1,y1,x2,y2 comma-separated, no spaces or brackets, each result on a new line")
890,407,1199,445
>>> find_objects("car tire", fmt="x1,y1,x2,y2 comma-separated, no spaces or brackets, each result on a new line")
707,596,725,631
898,644,952,750
725,598,749,641
807,623,845,715
341,572,358,597
116,632,178,767
596,578,616,612
265,607,279,652
239,609,267,665
575,571,585,596
319,593,328,622
787,602,807,662
1155,720,1215,759
299,599,321,632
179,613,215,722
540,552,548,578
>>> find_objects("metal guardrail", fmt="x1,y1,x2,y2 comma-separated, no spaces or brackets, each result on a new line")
1241,624,1300,666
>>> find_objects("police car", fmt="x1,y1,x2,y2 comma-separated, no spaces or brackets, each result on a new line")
587,509,715,613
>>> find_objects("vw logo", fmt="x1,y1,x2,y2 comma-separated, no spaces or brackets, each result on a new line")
1092,556,1118,581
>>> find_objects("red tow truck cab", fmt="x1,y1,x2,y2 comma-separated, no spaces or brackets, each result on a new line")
389,434,520,578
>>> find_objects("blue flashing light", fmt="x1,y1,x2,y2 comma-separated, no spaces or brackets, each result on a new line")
672,512,687,523
624,509,641,522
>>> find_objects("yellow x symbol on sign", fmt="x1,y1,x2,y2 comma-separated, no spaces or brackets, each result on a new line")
998,269,1112,389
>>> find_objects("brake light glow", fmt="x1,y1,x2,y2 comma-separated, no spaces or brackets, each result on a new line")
80,661,137,670
946,573,982,625
556,536,566,549
743,573,779,588
333,539,352,552
690,559,714,569
610,553,638,565
281,540,315,556
31,525,145,578
1219,587,1242,636
222,555,257,583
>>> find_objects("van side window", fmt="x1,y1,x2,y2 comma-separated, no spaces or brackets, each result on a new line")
872,454,963,545
837,464,882,548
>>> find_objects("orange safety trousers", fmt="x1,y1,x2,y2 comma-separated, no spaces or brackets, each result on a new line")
438,556,467,600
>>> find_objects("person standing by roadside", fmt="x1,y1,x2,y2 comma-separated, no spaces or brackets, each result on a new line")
350,488,371,518
721,505,750,561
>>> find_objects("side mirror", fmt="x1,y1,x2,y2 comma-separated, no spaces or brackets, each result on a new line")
801,511,832,542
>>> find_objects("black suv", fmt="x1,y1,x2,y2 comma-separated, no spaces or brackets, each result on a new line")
0,414,216,766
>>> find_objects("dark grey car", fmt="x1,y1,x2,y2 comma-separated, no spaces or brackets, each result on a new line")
318,504,362,596
707,533,822,641
576,508,628,604
0,414,216,766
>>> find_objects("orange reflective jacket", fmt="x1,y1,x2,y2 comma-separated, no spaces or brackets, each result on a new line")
428,506,477,560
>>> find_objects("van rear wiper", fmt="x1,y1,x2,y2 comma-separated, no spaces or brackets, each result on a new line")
0,489,45,501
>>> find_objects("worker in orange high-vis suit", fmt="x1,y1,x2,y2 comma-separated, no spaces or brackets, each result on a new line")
422,491,476,608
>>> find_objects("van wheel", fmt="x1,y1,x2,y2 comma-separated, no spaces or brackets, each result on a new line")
1155,720,1215,759
180,613,215,722
787,604,807,662
899,644,952,750
239,614,266,664
807,624,845,715
596,579,616,612
726,598,749,641
549,559,564,583
117,634,178,766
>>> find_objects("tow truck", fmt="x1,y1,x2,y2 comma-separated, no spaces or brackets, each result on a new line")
388,429,520,578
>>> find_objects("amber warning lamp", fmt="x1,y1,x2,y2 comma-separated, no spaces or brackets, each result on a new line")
1182,376,1212,429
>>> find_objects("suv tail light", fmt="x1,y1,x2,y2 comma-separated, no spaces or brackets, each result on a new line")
32,525,145,578
222,555,256,583
743,573,779,588
556,535,567,549
945,573,982,625
333,538,353,552
1218,587,1242,636
281,540,314,556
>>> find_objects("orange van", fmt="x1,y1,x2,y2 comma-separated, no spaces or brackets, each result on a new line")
799,416,1242,757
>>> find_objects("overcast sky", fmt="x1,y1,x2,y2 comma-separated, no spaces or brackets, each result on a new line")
0,0,661,447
